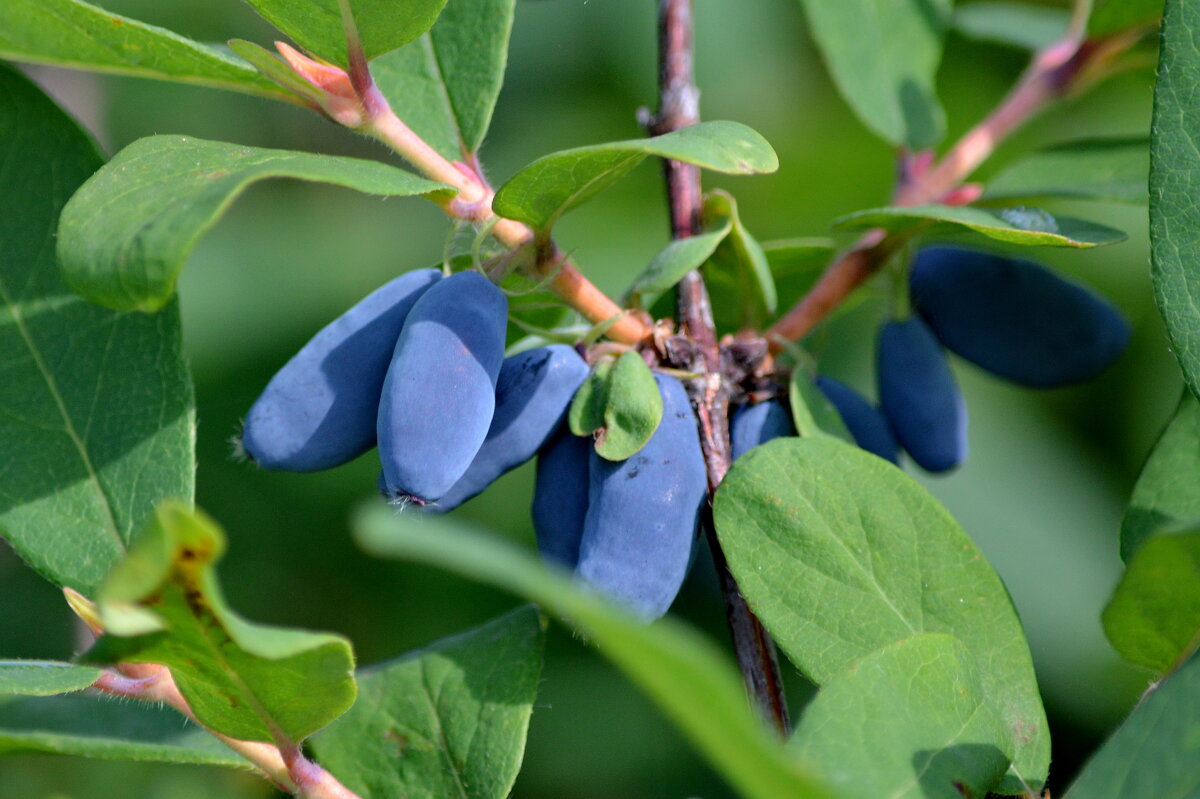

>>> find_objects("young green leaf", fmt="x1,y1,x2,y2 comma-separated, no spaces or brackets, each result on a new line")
372,0,516,160
493,121,778,231
626,219,733,300
788,370,854,444
835,203,1127,248
595,351,664,461
1102,526,1200,675
701,191,778,329
243,0,449,67
57,136,453,312
789,634,1012,799
1150,0,1200,403
1063,654,1200,798
568,358,614,438
83,503,356,745
569,353,665,461
0,694,249,767
0,65,195,595
310,607,545,799
0,0,289,101
1121,391,1200,561
714,438,1050,792
796,0,952,149
983,138,1150,205
0,662,101,697
954,2,1071,51
352,506,840,799
1088,0,1162,35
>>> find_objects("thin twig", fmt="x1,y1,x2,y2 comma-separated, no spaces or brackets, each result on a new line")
766,28,1140,349
92,666,360,799
651,0,791,736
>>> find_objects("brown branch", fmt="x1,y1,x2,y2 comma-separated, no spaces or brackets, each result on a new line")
651,0,791,736
766,30,1139,349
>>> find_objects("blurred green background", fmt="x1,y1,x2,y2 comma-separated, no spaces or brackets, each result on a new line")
0,0,1173,796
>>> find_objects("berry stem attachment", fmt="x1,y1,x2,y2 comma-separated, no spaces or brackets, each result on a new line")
651,0,791,736
765,23,1144,349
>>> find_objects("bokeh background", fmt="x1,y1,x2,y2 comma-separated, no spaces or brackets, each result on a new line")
0,0,1173,795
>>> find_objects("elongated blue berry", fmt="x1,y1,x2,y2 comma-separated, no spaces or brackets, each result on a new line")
577,374,707,619
532,429,592,568
877,317,967,473
816,377,900,464
910,247,1130,387
730,399,794,460
432,345,590,511
240,268,441,472
378,271,508,503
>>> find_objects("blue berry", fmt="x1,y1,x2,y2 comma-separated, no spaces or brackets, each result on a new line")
816,377,900,464
730,399,794,459
532,429,592,569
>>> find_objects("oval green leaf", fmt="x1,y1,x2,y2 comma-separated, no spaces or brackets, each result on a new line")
0,661,102,697
244,0,449,66
493,121,778,231
835,204,1127,248
983,138,1150,205
713,438,1050,791
597,351,664,461
789,634,1012,799
1150,0,1200,403
796,0,951,148
1121,391,1200,561
372,0,516,159
0,65,195,595
0,0,289,101
83,503,356,745
1064,654,1200,798
1103,526,1200,675
58,135,452,312
954,2,1071,51
311,607,544,799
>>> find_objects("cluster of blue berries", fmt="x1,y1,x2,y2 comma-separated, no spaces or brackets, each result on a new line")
240,268,707,619
728,246,1130,473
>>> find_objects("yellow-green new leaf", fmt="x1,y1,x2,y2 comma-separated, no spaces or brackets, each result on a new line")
84,503,356,745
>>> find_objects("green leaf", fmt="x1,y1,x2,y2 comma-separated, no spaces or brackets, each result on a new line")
954,2,1071,51
493,121,779,231
244,0,449,66
0,65,195,595
796,0,952,148
626,221,733,299
789,634,1012,799
788,370,854,444
83,503,356,745
596,352,664,461
352,506,839,799
835,203,1127,248
702,191,778,328
764,238,836,315
713,438,1050,791
58,135,452,312
311,607,545,799
1089,0,1162,35
0,694,248,768
1121,391,1200,561
0,0,289,101
983,138,1150,204
1063,654,1200,799
1103,527,1200,675
373,0,516,159
0,662,101,697
568,358,614,438
1150,0,1200,403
